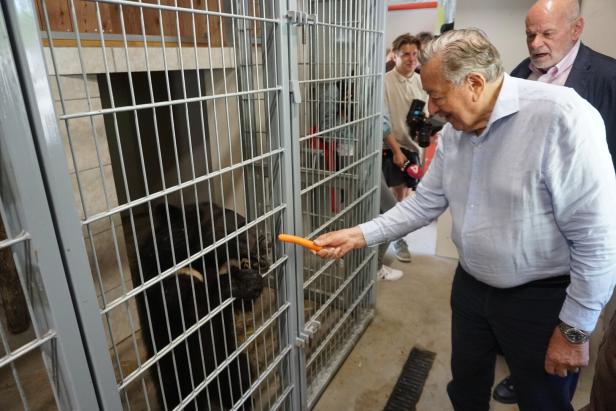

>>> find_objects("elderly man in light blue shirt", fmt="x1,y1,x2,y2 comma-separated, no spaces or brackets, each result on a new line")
314,28,616,411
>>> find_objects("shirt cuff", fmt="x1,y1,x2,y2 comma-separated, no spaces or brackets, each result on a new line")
359,221,386,247
559,296,601,332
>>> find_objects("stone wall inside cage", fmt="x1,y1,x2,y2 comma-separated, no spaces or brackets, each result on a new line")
47,52,251,375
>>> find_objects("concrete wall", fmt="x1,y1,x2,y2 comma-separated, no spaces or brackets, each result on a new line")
386,7,439,48
47,49,246,351
454,0,535,72
49,73,136,351
581,0,616,57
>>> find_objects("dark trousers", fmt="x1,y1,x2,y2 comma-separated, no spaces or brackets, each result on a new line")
448,264,578,411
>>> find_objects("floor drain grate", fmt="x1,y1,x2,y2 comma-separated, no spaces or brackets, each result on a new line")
383,346,436,411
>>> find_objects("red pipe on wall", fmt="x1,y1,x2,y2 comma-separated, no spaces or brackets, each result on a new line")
388,2,438,11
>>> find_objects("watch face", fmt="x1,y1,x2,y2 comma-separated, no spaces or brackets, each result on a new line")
564,328,586,343
560,323,589,344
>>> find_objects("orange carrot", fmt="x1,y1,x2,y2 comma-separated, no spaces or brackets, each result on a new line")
277,234,322,252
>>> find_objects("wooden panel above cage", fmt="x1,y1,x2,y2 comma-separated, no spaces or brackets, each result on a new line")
35,0,225,48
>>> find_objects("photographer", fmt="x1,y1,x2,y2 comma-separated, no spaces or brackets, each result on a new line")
383,33,429,262
383,34,428,200
383,99,443,193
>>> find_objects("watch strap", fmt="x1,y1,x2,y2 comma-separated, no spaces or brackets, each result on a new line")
558,322,590,344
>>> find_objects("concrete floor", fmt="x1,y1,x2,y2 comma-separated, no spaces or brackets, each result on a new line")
314,234,594,411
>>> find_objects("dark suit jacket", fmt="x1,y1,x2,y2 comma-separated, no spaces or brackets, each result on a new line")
511,43,616,168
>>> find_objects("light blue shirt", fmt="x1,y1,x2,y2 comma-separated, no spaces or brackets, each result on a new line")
360,74,616,331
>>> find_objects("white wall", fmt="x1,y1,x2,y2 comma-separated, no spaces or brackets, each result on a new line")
386,8,438,48
581,0,616,57
454,0,535,72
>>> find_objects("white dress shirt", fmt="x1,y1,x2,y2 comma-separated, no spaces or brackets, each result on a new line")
383,69,428,153
361,74,616,331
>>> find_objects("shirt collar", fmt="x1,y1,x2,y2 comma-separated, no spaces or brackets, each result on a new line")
528,40,581,77
486,73,519,129
393,68,416,82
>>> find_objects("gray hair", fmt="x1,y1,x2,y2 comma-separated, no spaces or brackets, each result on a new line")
419,28,504,86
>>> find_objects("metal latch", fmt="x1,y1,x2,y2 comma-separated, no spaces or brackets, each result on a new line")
289,80,302,104
295,320,321,348
286,10,316,26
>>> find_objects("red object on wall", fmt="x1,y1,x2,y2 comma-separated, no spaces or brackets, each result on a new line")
388,2,438,11
309,127,338,212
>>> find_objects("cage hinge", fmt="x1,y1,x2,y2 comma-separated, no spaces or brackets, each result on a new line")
295,320,321,348
286,10,316,26
289,80,302,104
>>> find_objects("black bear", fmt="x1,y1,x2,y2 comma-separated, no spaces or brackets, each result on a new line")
135,202,266,411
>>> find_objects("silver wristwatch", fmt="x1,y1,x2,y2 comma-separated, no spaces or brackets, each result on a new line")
558,322,590,344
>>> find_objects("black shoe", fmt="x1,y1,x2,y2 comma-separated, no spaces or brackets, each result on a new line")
492,376,518,404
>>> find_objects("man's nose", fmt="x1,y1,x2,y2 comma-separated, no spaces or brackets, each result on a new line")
529,35,543,50
427,98,439,116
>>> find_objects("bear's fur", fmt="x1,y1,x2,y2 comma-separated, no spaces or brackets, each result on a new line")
135,202,266,410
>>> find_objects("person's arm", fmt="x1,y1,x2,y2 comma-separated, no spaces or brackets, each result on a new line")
543,98,616,376
547,107,616,332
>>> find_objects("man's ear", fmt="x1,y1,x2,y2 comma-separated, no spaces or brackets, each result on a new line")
466,73,486,102
572,16,584,41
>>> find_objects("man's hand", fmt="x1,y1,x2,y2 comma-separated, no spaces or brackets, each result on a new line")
544,326,589,377
313,227,367,259
384,134,407,169
393,150,408,169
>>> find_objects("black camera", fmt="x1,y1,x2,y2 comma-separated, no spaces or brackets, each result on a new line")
406,99,444,148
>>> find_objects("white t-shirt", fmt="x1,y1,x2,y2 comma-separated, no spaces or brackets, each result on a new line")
383,69,428,153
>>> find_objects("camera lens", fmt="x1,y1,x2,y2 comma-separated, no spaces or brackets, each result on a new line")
417,124,431,147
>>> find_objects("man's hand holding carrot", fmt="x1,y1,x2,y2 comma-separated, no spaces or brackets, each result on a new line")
313,227,367,259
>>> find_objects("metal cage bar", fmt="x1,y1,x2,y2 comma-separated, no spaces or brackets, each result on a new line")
1,0,384,409
0,3,102,409
27,0,298,409
288,0,384,407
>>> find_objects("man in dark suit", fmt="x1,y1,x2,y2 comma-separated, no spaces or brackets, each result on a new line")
493,0,616,406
